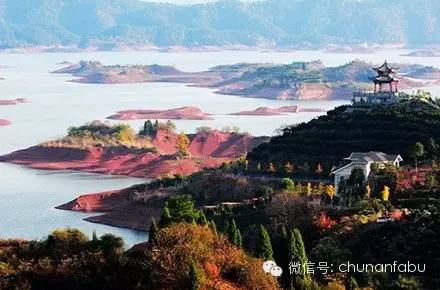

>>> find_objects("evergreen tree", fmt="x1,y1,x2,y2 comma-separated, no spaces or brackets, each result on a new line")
279,225,290,288
292,229,308,268
189,260,203,290
409,142,424,170
167,194,199,223
159,205,172,227
237,229,243,248
228,219,242,247
209,220,217,236
428,137,439,160
223,219,230,235
92,230,98,242
197,211,208,226
255,225,274,260
139,120,156,136
348,276,359,290
288,228,309,289
149,217,158,243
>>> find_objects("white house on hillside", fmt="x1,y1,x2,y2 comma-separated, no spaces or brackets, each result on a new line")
332,151,403,193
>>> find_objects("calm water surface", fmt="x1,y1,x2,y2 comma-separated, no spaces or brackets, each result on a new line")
1,49,439,245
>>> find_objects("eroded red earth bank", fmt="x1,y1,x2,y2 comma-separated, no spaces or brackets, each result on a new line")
0,129,266,178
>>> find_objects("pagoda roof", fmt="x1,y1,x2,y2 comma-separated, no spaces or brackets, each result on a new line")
372,75,398,83
373,61,399,73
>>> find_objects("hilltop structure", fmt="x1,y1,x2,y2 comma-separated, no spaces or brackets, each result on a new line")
332,151,402,193
352,61,401,106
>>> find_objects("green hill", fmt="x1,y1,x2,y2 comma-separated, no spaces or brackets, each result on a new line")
2,0,440,48
247,100,440,173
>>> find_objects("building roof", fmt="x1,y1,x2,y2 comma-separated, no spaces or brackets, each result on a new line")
332,151,402,176
344,151,402,163
331,162,366,175
373,75,398,83
374,61,398,73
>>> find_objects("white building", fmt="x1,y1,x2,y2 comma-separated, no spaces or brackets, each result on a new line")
332,151,402,193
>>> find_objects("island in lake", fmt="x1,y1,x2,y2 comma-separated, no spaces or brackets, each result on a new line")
229,105,325,116
53,60,440,100
107,106,212,120
0,98,27,106
0,119,11,126
0,120,267,178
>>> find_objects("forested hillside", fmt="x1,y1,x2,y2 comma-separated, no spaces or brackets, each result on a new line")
0,0,440,48
248,100,440,173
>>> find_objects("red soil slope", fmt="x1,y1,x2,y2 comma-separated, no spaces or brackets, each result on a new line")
56,186,170,230
107,106,212,120
0,119,11,126
0,130,266,178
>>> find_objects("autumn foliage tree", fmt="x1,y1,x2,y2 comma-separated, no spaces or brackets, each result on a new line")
147,224,278,289
176,132,190,157
284,161,294,173
381,185,390,202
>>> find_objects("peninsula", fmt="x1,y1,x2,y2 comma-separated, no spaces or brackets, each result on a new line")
229,105,325,116
0,121,266,178
107,106,212,120
0,119,11,126
0,98,27,106
54,60,440,101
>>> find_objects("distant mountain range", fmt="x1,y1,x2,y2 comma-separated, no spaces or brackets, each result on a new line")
0,0,439,49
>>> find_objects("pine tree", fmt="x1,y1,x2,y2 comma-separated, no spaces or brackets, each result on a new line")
288,228,309,288
209,220,218,236
92,230,98,242
189,260,203,290
279,225,290,288
255,225,273,260
237,229,243,247
159,205,172,227
197,211,208,226
348,276,359,290
228,219,242,247
149,217,158,243
139,120,156,136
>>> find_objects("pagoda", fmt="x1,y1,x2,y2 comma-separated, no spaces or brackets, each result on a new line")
372,61,399,93
352,60,401,107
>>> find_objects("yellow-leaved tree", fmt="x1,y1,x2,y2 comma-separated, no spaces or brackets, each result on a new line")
176,132,190,157
325,184,335,200
381,185,390,202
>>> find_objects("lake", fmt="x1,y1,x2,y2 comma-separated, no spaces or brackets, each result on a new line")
1,48,440,246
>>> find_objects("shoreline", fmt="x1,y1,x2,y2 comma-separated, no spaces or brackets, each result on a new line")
0,43,411,55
